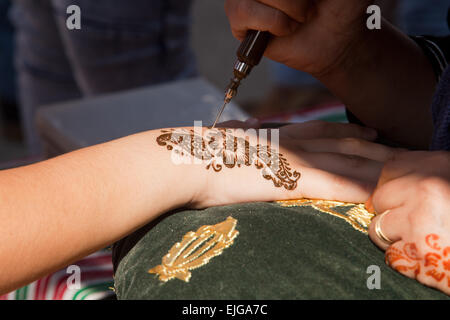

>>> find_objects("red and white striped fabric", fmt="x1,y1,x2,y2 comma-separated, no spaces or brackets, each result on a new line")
0,251,114,300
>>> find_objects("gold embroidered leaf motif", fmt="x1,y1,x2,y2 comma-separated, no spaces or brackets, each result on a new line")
277,199,375,234
148,216,239,282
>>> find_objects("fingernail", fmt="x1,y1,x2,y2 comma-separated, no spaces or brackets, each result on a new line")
365,195,376,214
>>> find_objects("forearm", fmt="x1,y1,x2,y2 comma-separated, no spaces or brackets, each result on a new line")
0,130,200,293
318,21,436,149
0,123,385,293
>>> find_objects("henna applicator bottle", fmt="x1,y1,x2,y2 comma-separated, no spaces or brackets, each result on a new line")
211,30,271,128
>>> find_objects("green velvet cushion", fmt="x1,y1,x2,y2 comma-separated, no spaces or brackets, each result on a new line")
113,202,449,300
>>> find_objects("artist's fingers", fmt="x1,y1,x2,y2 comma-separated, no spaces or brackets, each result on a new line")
370,177,416,214
225,0,300,40
256,0,311,23
374,151,450,188
292,138,396,162
295,151,383,183
368,208,404,251
280,121,378,141
365,152,419,212
373,151,449,188
215,118,261,129
298,167,374,203
374,152,416,189
366,151,450,212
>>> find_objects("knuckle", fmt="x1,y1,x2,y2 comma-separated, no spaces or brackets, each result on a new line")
291,3,308,23
407,207,440,239
236,0,253,20
342,123,366,136
417,176,448,196
269,9,291,34
407,210,427,230
339,137,363,152
382,156,401,172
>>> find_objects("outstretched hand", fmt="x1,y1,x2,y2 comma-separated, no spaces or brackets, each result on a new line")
192,120,396,206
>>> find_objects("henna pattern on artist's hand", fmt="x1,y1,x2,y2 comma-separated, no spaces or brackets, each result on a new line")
385,234,450,290
156,128,301,190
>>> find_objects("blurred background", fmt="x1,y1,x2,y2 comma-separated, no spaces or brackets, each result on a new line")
0,0,448,301
0,0,449,166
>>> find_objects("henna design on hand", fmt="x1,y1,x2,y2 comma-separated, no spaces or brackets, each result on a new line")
156,128,301,190
385,245,421,276
426,269,446,282
386,234,450,289
424,253,441,267
426,234,441,250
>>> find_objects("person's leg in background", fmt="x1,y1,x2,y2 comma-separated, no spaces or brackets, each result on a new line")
49,0,197,96
11,0,197,157
11,0,83,157
0,0,21,141
3,0,197,300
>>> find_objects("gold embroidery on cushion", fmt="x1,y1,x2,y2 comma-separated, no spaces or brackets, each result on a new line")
148,216,239,282
276,199,375,234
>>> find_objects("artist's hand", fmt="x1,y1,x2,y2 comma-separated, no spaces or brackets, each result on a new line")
367,151,450,295
224,0,372,76
188,121,397,208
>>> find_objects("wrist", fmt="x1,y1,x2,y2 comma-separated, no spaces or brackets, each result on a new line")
150,127,214,209
313,21,374,83
315,20,436,148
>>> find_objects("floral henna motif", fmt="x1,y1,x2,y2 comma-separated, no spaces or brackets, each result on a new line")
403,243,421,261
385,245,421,276
426,234,441,250
426,269,445,282
386,234,450,289
156,128,301,190
444,259,450,271
423,235,450,286
424,252,441,268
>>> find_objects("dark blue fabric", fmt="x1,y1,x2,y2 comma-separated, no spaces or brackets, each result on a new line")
430,66,450,151
10,0,197,155
0,0,16,102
